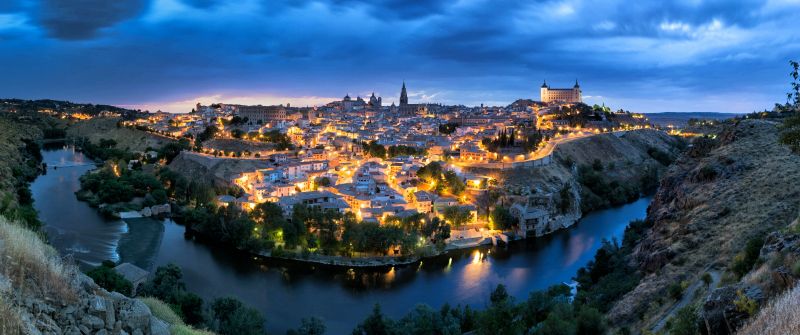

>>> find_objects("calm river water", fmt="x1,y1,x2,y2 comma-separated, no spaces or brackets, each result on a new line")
33,145,652,334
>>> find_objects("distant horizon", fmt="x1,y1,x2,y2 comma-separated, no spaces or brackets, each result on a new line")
0,95,752,115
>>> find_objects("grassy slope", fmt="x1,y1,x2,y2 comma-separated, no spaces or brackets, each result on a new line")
608,119,800,330
0,118,42,197
67,117,175,152
736,284,800,335
0,215,78,334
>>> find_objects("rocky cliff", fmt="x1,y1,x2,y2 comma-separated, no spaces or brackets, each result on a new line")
0,216,172,335
607,119,800,333
484,129,682,235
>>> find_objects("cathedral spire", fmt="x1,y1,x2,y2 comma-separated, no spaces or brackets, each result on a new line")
400,81,408,105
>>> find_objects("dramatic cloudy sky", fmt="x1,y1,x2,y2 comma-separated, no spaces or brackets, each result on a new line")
1,0,799,113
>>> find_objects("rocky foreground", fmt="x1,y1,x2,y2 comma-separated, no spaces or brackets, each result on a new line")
609,119,800,334
0,215,172,335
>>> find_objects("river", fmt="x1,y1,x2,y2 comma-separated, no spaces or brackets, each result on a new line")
33,145,652,334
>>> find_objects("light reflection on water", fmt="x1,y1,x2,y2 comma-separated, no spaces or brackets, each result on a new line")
32,144,127,268
35,145,652,334
159,202,650,334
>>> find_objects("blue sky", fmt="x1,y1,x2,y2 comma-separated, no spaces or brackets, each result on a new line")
1,0,799,113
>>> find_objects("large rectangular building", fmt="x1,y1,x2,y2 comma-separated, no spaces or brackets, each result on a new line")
237,105,287,124
540,80,582,104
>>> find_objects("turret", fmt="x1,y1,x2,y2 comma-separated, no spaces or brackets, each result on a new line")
540,80,548,103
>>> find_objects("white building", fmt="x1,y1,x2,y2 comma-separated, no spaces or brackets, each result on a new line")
540,80,582,104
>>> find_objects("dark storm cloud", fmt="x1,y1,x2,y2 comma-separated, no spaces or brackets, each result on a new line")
323,0,452,19
36,0,147,39
0,0,799,112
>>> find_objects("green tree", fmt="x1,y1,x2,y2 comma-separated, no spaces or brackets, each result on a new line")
490,206,517,230
86,261,132,296
316,177,332,187
575,305,605,335
478,285,522,335
395,304,461,335
139,264,186,300
780,60,800,152
416,162,443,183
442,206,472,227
443,171,466,195
353,304,394,335
288,317,326,335
780,111,800,153
668,305,699,335
535,303,575,335
211,297,266,335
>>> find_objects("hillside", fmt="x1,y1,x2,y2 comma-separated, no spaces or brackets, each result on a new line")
608,119,800,333
67,117,175,152
487,129,683,235
167,151,276,186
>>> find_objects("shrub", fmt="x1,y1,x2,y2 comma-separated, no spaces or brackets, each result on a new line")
668,281,688,300
668,304,700,335
86,261,133,296
701,273,713,286
734,290,758,316
694,165,717,182
0,295,22,335
730,236,765,278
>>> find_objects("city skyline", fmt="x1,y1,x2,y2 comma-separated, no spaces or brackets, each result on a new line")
2,0,800,113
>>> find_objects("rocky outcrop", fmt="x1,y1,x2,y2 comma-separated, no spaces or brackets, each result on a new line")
700,229,800,335
701,285,763,335
140,204,170,217
8,271,170,335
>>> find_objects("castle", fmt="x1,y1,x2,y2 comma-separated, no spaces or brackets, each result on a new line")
540,80,582,104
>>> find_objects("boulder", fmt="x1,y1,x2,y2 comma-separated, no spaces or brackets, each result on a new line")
88,295,115,328
82,315,105,330
701,285,763,335
117,298,151,333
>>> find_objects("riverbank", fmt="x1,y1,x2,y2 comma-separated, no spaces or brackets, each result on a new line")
32,144,653,334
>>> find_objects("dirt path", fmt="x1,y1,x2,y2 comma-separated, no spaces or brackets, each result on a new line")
651,270,721,332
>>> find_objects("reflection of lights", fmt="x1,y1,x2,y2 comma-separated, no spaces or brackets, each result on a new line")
384,266,396,284
471,250,482,264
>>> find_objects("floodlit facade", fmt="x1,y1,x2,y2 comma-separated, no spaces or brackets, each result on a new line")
540,80,582,104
